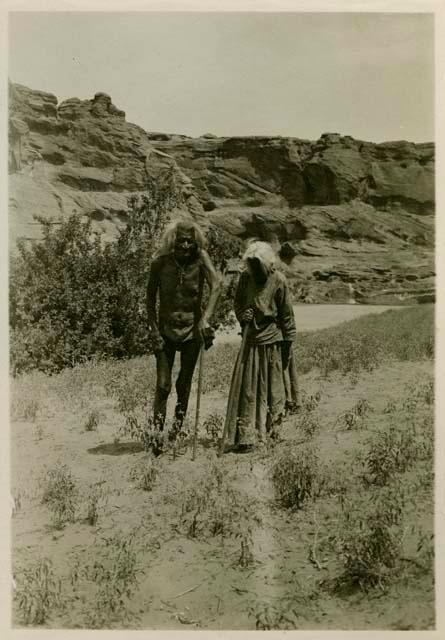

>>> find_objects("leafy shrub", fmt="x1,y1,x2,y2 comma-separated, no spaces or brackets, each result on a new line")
15,558,64,625
10,169,240,375
41,464,78,529
365,423,418,486
119,412,163,455
271,446,320,509
10,171,178,375
334,486,406,591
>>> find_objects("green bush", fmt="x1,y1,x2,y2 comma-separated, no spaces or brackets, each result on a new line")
10,169,240,375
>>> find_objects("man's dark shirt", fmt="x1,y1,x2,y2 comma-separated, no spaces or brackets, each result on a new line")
147,253,205,343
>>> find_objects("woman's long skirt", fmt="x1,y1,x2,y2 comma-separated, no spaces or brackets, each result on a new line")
225,341,285,447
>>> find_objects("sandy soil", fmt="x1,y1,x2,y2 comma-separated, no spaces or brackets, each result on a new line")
10,351,434,630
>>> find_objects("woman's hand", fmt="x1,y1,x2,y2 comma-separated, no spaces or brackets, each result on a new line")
242,308,254,322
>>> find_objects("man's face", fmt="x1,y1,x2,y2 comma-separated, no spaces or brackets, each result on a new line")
174,226,197,262
247,257,268,286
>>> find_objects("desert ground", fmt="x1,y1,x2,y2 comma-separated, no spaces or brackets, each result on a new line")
11,304,434,630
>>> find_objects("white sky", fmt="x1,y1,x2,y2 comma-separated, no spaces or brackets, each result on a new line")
8,11,434,143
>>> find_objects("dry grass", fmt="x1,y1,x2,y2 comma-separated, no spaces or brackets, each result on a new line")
11,305,435,629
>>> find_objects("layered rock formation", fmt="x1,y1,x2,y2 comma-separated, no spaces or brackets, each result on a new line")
9,82,435,303
8,82,205,243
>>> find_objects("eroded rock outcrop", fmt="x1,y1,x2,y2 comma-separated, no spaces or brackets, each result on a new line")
8,82,205,243
9,82,435,303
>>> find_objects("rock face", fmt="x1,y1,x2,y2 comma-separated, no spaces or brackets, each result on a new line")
9,82,435,304
8,82,205,243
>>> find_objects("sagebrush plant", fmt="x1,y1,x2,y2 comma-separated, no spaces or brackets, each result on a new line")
70,531,141,628
129,456,159,492
271,445,320,509
15,558,64,625
365,422,418,486
333,484,406,591
41,464,78,529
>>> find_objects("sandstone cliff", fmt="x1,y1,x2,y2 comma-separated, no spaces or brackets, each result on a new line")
9,82,434,304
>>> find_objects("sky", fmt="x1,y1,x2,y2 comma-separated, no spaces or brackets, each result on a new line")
8,11,434,142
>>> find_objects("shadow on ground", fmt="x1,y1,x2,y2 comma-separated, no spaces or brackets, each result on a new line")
87,441,145,456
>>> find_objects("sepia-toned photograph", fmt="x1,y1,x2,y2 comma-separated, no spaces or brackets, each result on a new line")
7,5,438,631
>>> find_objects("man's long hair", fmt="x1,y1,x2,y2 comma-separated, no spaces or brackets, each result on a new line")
154,219,206,258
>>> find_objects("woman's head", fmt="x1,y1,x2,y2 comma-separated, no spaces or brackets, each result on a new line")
243,240,276,285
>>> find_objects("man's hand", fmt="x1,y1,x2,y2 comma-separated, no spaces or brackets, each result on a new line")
151,331,165,354
281,340,292,370
195,319,215,350
241,308,254,323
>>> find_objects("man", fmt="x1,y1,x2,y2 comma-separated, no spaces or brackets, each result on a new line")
147,219,221,443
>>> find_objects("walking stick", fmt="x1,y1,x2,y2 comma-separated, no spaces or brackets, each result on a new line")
218,323,249,457
192,344,204,461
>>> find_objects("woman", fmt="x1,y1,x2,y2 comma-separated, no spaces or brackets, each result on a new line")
223,241,296,453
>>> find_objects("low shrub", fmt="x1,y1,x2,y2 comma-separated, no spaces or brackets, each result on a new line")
334,485,406,591
85,482,108,526
365,423,419,486
271,446,320,509
15,558,64,625
41,464,79,529
84,410,100,432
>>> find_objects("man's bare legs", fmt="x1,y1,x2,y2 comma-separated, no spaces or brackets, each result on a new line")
153,338,201,437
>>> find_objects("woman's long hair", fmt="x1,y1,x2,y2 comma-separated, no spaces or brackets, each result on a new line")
242,239,277,273
154,219,206,258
